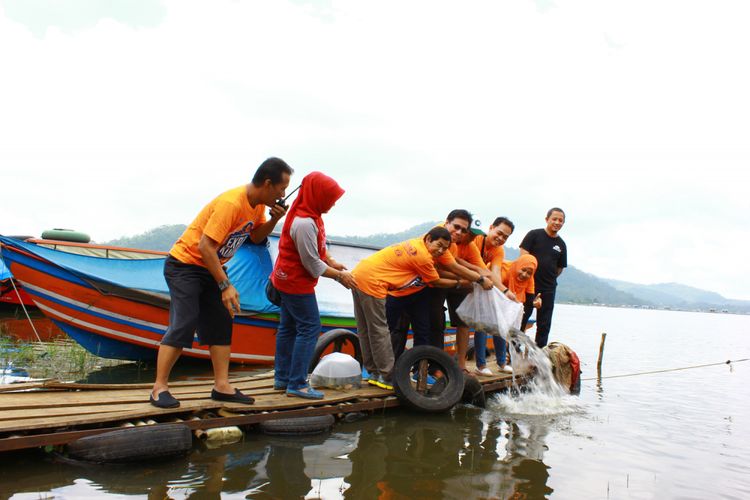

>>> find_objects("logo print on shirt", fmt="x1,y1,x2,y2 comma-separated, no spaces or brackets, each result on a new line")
217,221,255,260
552,245,561,253
393,276,425,291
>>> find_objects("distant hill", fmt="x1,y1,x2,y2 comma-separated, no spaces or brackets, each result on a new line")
104,224,186,252
104,222,750,313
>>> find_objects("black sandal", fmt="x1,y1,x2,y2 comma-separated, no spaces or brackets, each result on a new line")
149,390,180,408
211,388,255,404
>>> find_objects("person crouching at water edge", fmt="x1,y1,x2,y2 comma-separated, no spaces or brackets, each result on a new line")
351,226,473,390
150,157,293,409
271,172,356,400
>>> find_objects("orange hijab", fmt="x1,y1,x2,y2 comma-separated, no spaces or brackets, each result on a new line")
502,254,538,302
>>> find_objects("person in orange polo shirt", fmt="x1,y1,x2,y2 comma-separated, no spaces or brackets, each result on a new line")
472,216,519,375
426,210,507,374
149,158,293,409
351,226,473,390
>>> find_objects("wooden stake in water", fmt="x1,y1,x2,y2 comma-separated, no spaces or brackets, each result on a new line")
597,332,607,376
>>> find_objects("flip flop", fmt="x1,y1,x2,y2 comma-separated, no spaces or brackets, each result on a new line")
211,388,255,404
149,390,180,409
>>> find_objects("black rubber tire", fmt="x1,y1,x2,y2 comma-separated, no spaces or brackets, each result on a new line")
393,346,464,413
259,415,335,436
309,328,362,372
66,424,192,463
461,375,486,408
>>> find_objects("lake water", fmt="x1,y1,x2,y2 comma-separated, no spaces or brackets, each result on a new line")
1,304,748,499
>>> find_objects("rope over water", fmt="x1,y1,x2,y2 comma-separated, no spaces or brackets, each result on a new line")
582,358,749,381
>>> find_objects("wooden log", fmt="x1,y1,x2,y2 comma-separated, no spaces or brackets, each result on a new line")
597,332,607,376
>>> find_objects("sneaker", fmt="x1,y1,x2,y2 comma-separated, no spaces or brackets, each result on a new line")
474,367,493,377
362,367,370,381
374,376,394,391
501,365,514,373
411,372,437,385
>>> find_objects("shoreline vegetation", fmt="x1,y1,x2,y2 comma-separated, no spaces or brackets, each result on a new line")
0,333,131,381
102,223,750,315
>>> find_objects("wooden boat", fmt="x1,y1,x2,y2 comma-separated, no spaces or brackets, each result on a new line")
0,235,405,364
0,258,35,307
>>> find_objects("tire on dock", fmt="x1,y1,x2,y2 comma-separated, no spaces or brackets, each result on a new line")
309,328,362,372
461,375,486,408
393,346,464,413
65,424,192,463
259,414,336,436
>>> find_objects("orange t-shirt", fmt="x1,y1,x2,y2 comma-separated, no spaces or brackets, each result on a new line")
170,185,267,267
450,239,487,269
353,237,441,299
472,235,505,270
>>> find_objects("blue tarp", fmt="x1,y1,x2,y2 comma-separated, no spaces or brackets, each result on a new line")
0,236,279,314
0,258,10,281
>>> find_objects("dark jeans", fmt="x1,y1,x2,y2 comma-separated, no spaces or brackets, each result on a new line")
386,287,431,360
523,289,556,347
275,291,321,390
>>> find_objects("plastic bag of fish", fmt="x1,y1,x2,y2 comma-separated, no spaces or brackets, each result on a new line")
456,283,524,340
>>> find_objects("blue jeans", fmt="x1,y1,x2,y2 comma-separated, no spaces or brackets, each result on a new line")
474,331,507,368
275,291,321,391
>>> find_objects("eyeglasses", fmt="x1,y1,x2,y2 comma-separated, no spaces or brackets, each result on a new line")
450,223,469,234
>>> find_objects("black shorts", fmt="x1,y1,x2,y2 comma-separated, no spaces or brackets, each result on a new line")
160,256,233,348
445,288,470,328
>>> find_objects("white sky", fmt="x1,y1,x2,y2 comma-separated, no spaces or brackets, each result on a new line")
1,0,749,299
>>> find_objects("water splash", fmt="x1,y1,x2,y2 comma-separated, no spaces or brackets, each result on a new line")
489,329,585,417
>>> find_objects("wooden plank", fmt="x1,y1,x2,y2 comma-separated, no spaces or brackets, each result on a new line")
41,371,274,391
0,397,402,453
0,386,392,433
0,380,58,393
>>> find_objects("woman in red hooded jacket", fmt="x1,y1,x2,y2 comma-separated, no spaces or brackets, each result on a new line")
271,172,356,399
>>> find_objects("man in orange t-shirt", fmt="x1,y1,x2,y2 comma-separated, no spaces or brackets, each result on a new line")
150,158,293,409
351,227,468,390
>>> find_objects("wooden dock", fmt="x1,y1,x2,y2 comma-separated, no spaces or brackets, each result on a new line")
0,364,528,453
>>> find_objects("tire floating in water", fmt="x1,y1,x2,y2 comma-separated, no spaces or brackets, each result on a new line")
65,424,193,463
259,415,336,436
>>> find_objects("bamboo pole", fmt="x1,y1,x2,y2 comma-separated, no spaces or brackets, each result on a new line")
597,332,607,377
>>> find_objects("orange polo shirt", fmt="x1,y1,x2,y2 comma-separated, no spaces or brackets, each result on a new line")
450,239,487,269
170,185,266,267
472,235,505,270
353,237,442,299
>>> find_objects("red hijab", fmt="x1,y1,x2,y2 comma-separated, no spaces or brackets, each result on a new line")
281,171,345,236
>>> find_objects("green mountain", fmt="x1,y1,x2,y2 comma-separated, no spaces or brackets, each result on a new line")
103,222,750,313
104,224,186,252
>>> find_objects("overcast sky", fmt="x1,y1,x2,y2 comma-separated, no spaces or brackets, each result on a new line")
1,0,749,299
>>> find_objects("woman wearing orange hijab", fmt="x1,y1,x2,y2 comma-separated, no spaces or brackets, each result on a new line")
502,254,542,309
271,172,356,399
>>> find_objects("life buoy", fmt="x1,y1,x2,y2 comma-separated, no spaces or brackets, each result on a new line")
41,228,91,243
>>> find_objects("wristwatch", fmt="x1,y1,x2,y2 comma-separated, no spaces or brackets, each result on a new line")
218,279,231,292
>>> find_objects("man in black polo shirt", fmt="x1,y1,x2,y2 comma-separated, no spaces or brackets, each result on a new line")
519,207,567,347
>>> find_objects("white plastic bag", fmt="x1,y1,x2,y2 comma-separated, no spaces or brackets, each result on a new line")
310,352,362,390
456,284,524,340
